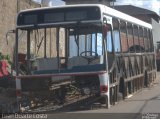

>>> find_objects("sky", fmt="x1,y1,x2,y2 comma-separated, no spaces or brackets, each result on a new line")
33,0,160,14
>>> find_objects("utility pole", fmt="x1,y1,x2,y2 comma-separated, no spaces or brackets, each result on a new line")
17,0,19,13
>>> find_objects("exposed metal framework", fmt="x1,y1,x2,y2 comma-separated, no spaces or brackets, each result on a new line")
15,4,156,111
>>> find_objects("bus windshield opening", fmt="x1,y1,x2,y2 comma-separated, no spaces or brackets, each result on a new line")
16,24,106,75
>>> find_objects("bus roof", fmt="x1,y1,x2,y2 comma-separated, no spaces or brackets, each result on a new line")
100,4,152,29
17,4,152,29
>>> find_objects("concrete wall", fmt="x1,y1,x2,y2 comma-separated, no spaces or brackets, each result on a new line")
0,0,17,56
0,0,40,58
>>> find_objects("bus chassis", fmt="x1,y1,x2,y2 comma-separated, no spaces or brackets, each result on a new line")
14,4,157,112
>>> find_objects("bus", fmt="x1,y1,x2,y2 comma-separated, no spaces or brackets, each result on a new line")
15,4,156,110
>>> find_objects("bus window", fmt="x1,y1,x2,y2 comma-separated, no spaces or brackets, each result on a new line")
127,23,134,52
133,26,141,52
69,35,78,57
144,28,149,52
95,33,103,55
157,42,160,53
113,30,121,52
139,27,145,52
112,18,121,53
69,26,103,57
103,24,115,69
107,31,112,52
148,30,154,52
120,21,128,52
103,24,113,53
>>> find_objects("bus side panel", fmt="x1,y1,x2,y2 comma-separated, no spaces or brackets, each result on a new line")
99,73,110,108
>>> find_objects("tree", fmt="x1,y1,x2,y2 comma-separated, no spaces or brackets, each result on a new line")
41,0,51,6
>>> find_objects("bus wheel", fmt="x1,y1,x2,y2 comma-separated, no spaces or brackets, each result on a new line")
128,81,132,94
119,78,126,100
144,70,148,87
105,96,109,109
99,96,109,109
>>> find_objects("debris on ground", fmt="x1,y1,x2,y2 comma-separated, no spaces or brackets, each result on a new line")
0,53,17,113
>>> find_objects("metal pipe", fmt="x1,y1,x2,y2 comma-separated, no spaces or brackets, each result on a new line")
90,34,92,56
85,35,87,56
65,28,68,65
15,29,19,76
56,28,60,72
125,22,129,52
142,27,145,51
27,30,31,74
146,29,150,52
137,26,141,52
118,20,122,53
44,28,47,58
17,0,19,13
50,28,52,57
77,35,79,56
132,24,136,52
95,33,97,54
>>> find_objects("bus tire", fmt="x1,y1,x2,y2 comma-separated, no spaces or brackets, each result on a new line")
119,78,126,100
144,70,148,87
105,96,109,109
100,96,109,109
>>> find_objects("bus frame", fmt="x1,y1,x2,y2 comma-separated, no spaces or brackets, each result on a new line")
15,4,156,111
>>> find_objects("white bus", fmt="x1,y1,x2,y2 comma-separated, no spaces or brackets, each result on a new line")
15,4,156,110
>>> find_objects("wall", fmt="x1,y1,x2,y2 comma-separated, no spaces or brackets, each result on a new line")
0,0,40,58
0,0,16,56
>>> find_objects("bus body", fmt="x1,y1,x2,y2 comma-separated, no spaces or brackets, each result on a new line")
15,4,156,110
